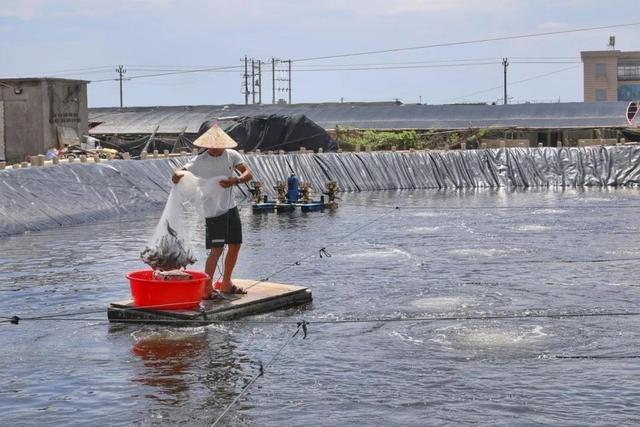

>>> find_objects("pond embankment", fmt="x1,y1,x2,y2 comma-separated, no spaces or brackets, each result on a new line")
1,146,639,237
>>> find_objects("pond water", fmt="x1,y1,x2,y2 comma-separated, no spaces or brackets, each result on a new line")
2,188,640,426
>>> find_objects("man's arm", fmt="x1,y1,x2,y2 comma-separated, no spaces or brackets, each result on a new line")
171,166,187,184
172,157,195,184
220,163,253,188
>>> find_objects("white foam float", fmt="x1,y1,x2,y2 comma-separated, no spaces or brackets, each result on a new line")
406,226,442,233
344,247,412,260
434,325,548,349
412,296,470,312
448,247,525,257
513,224,550,232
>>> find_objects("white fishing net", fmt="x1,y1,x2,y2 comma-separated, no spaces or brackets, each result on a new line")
140,172,233,271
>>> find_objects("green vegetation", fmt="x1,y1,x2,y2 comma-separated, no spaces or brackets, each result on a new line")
336,126,501,151
338,128,422,150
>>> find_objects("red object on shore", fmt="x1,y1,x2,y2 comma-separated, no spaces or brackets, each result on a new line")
127,269,209,310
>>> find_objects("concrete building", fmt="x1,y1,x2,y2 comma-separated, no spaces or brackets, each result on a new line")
581,49,640,102
0,78,88,163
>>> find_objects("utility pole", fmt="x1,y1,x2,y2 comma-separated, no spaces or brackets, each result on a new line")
242,56,263,104
272,58,276,104
272,59,291,104
287,60,292,104
116,65,126,108
251,59,256,105
257,60,262,104
502,57,509,105
243,56,249,105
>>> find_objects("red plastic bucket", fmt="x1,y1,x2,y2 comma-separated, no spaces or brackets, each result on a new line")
126,269,209,310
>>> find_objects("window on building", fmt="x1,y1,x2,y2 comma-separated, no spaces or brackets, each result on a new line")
618,84,640,102
595,63,608,77
595,88,607,101
618,63,640,81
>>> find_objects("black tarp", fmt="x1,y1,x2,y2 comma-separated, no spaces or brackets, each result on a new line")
622,128,640,142
101,136,180,158
198,114,336,152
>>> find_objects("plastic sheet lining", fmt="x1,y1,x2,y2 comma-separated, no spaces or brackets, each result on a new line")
1,146,639,237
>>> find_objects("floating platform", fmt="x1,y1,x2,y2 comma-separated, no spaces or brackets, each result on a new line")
300,202,324,212
275,203,297,213
252,202,276,212
271,202,326,213
253,201,334,213
107,279,312,325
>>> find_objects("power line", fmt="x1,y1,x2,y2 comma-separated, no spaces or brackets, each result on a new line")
294,57,505,68
7,309,640,326
291,61,499,72
292,22,640,62
89,64,243,83
30,56,580,77
447,65,580,102
87,60,581,82
34,66,114,75
84,22,630,85
292,58,579,69
211,321,307,426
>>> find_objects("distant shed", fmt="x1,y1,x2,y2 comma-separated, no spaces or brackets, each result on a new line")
88,101,636,149
1,78,88,163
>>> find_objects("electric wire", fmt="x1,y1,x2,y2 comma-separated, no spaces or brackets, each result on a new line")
242,207,396,291
5,159,640,320
211,321,307,426
447,65,580,102
292,22,640,62
20,56,581,79
83,60,582,83
80,22,638,85
290,61,580,73
89,64,243,83
8,309,640,326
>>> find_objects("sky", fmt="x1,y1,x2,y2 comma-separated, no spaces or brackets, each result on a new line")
1,0,638,108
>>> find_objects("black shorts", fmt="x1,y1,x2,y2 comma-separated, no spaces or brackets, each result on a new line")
205,207,243,249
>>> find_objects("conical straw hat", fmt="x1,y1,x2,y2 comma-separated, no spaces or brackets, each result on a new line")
193,124,237,149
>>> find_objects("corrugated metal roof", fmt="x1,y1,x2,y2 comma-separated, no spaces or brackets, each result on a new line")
88,101,633,135
1,77,90,83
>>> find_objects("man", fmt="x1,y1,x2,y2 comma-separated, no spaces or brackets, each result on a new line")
172,124,253,298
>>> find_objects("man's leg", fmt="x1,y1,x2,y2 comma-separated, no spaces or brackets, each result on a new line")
204,247,223,295
219,244,241,292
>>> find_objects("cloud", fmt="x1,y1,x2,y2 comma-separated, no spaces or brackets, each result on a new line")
0,0,175,20
0,0,45,19
0,0,516,21
322,0,518,16
326,0,457,14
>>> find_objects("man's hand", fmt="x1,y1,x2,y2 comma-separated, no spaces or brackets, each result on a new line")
219,177,238,188
172,171,185,184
